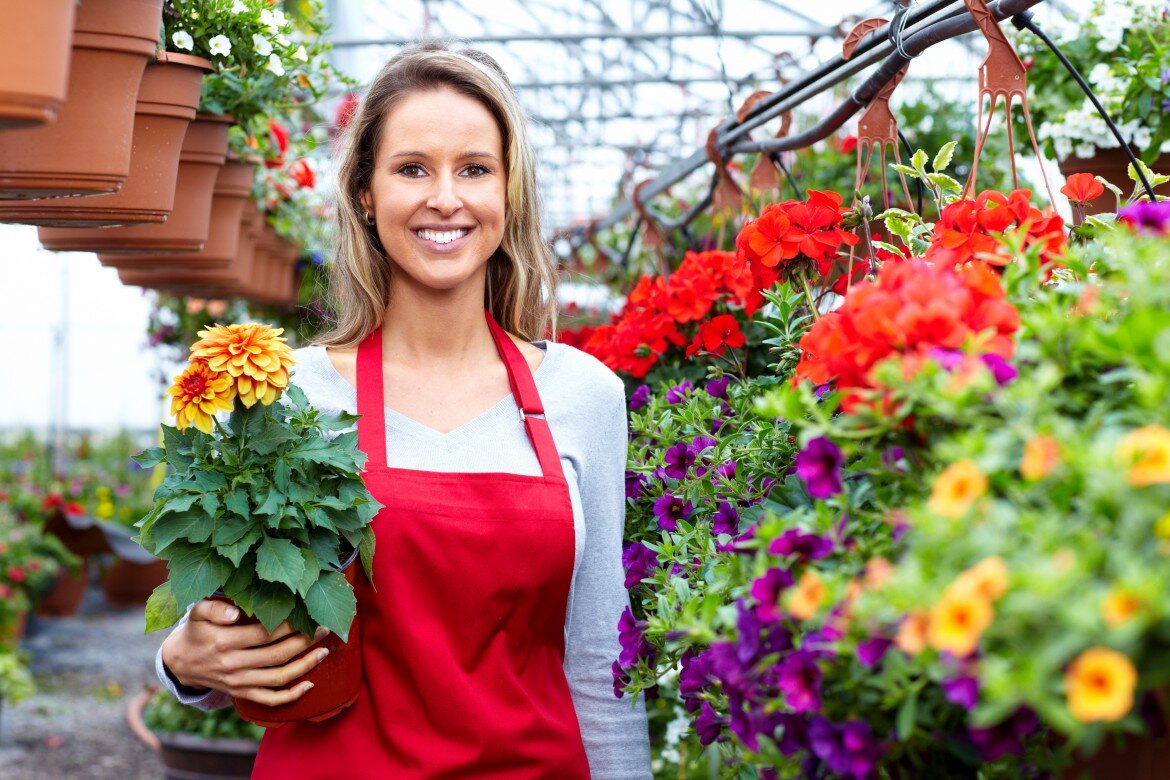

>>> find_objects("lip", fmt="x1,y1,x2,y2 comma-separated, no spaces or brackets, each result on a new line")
411,226,474,254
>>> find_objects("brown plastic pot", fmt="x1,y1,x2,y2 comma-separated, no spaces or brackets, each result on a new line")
36,558,90,617
1059,148,1170,216
0,0,77,129
99,157,256,269
221,551,363,729
157,732,259,779
71,113,231,252
0,0,164,199
20,53,211,231
100,557,169,607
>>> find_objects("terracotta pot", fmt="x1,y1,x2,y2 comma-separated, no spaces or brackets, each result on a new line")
0,610,29,648
100,557,169,607
99,157,256,269
0,0,77,129
226,551,363,728
0,0,164,199
1059,148,1170,216
36,558,90,617
20,53,211,232
44,509,113,556
69,113,231,252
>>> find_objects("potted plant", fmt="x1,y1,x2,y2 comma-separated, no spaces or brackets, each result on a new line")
1013,0,1170,208
132,688,264,779
0,648,35,739
135,323,380,727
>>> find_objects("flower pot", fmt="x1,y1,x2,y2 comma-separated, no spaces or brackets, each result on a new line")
0,610,29,648
0,0,164,199
0,0,77,129
99,157,256,269
61,113,231,252
19,53,211,231
43,508,113,557
100,557,169,607
221,550,363,728
1059,148,1170,216
35,558,90,617
157,732,260,779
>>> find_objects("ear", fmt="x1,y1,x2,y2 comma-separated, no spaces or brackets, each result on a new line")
358,190,372,216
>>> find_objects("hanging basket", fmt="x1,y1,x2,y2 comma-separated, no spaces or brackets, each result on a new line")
13,52,211,231
98,157,256,268
100,557,169,607
1058,148,1170,216
0,0,77,129
0,0,164,200
36,558,90,617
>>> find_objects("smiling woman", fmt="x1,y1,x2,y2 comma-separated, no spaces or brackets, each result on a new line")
155,41,652,780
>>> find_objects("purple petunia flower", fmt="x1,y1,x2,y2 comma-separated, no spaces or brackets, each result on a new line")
1119,200,1170,235
665,380,694,404
652,494,693,531
688,435,717,457
621,541,657,589
712,502,739,536
809,717,883,779
662,442,695,479
629,383,651,411
814,383,832,398
706,375,731,399
714,459,737,483
769,528,834,561
967,707,1038,762
856,637,893,668
617,607,655,667
694,701,725,746
624,471,648,500
942,675,980,710
678,648,713,712
928,347,965,372
611,660,630,699
980,353,1018,386
750,567,795,622
795,437,844,499
880,446,905,472
775,649,823,713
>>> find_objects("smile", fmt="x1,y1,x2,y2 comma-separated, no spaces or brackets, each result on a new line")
412,227,473,252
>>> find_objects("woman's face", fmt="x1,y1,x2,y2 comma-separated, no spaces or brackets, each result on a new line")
361,85,507,299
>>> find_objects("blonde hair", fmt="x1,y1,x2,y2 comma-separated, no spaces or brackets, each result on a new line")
315,41,557,347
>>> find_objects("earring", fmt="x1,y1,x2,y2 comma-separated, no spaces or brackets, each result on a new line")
363,210,375,225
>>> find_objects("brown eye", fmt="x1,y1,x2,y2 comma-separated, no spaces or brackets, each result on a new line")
464,164,489,177
398,163,425,177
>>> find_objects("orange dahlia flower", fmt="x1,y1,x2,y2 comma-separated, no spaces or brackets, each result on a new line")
1066,647,1136,723
167,360,236,434
191,323,296,407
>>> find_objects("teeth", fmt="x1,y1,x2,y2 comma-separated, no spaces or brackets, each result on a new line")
417,228,469,245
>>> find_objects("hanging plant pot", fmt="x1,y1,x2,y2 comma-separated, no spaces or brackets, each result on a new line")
1058,148,1170,216
36,558,90,617
100,557,169,607
64,113,231,252
18,52,211,232
0,0,164,200
0,0,77,129
98,157,255,268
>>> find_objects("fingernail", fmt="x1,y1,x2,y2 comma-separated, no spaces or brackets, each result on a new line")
224,606,238,621
303,682,315,693
314,627,330,640
316,648,329,661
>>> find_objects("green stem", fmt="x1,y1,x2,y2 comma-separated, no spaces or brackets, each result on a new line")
797,270,820,321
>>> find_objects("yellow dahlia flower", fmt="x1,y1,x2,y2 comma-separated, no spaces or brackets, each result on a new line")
167,360,236,434
190,323,295,407
1066,647,1136,723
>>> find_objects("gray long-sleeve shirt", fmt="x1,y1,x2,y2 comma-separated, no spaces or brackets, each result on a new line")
155,339,652,778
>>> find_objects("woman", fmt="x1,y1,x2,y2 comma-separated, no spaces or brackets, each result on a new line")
156,42,651,778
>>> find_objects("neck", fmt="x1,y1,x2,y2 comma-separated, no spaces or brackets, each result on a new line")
379,274,494,368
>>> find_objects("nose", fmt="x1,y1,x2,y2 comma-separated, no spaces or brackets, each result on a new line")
426,171,463,215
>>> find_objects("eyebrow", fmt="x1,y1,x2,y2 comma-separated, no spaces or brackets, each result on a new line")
390,151,499,162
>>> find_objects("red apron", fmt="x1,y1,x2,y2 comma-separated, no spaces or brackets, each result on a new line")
253,312,591,779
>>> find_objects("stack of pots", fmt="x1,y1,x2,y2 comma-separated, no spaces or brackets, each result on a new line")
0,0,300,307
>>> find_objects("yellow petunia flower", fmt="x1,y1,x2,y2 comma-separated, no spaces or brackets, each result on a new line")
955,556,1009,603
190,323,296,407
787,570,825,620
928,460,987,519
927,583,993,658
1066,647,1136,723
1101,589,1143,629
1115,426,1170,486
1020,435,1061,481
167,360,236,434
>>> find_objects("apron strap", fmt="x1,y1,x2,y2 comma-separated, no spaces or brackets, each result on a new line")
356,329,388,471
485,311,565,481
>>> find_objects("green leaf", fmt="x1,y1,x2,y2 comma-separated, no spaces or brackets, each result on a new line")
199,493,220,518
308,533,340,567
297,547,320,598
284,383,310,411
256,535,305,590
305,570,357,641
251,581,296,633
152,511,214,554
932,140,957,172
224,489,250,518
286,600,315,638
222,565,255,617
249,425,299,456
218,526,261,567
168,545,233,610
161,494,199,515
144,581,180,633
254,487,285,517
926,172,963,194
910,148,928,173
896,688,919,740
162,425,195,470
883,216,912,242
274,459,292,492
212,515,255,546
132,447,165,470
359,526,376,588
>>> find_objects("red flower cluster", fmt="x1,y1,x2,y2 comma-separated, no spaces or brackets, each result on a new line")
581,250,756,377
930,189,1066,267
735,190,860,285
795,259,1020,394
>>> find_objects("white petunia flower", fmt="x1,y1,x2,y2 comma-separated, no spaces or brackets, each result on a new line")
266,54,285,77
275,33,290,46
208,34,232,57
231,0,248,12
252,33,272,56
260,8,287,31
293,45,308,62
172,30,194,51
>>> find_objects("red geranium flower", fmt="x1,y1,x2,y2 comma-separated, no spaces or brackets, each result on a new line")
1060,173,1105,205
289,159,315,189
687,314,746,356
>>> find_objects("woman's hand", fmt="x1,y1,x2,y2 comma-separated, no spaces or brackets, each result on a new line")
161,598,330,706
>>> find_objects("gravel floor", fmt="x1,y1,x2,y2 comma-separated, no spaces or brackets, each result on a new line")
0,581,167,779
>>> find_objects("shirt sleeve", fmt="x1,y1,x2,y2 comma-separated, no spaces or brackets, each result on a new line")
564,373,653,779
154,610,232,711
